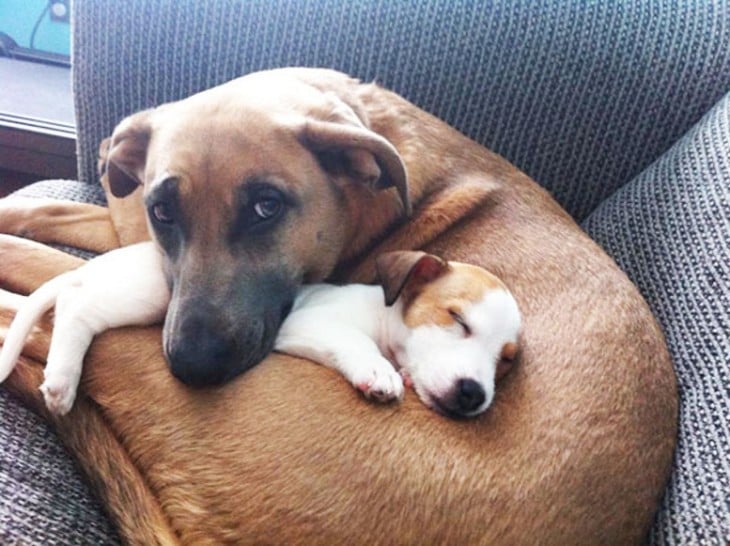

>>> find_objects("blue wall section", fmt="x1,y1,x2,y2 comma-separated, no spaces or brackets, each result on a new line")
0,0,70,55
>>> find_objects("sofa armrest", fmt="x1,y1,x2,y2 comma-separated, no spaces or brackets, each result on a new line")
583,91,730,544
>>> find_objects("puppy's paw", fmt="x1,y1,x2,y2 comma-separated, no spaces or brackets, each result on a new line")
39,376,77,416
353,364,404,403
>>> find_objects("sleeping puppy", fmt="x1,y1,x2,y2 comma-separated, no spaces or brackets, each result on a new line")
0,245,520,418
276,250,521,417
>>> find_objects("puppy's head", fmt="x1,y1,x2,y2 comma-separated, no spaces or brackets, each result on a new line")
102,69,409,387
376,251,521,418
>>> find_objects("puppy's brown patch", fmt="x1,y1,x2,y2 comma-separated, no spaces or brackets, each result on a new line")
403,262,505,328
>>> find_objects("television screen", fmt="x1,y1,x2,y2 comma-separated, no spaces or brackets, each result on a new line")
0,0,70,66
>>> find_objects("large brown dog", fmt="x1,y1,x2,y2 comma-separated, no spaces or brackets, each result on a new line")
0,68,676,544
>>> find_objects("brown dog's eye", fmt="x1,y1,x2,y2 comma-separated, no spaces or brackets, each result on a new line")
232,182,292,239
253,198,282,220
448,309,471,336
151,202,174,224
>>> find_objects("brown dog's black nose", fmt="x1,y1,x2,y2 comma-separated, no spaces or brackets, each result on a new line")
166,321,240,387
455,379,486,414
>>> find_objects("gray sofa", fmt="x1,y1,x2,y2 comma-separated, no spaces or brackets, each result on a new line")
1,1,729,543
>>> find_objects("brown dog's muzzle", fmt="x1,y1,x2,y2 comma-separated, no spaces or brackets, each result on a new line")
162,272,296,387
165,308,240,386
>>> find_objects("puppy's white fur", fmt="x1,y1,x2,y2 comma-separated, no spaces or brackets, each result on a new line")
0,243,168,414
0,243,520,417
274,284,407,402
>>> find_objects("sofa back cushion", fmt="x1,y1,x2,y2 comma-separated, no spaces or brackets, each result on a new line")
73,0,730,221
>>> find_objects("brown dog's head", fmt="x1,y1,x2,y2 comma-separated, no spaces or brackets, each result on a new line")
103,69,409,386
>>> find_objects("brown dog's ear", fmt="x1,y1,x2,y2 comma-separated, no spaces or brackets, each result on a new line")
105,111,152,198
301,97,410,216
376,251,450,306
97,137,111,176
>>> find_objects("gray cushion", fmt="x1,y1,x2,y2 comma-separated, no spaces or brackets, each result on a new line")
0,391,119,544
0,181,117,542
11,179,107,206
583,92,730,544
72,0,730,222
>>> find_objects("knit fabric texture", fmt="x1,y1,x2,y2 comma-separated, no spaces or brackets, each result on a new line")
72,0,730,222
0,391,120,544
583,92,730,545
0,180,118,542
12,179,106,206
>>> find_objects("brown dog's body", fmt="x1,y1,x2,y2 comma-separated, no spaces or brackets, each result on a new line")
0,69,676,544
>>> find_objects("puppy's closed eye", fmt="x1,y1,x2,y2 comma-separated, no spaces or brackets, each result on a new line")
448,309,471,336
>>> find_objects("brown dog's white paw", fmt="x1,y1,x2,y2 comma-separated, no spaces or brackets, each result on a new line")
39,377,77,416
353,364,404,402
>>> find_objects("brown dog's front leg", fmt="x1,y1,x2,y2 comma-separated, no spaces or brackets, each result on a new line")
0,234,84,294
0,197,120,254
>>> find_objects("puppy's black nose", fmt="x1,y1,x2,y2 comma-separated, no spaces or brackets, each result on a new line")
456,379,486,413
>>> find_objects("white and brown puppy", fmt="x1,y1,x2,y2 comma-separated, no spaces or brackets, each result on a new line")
0,245,520,418
276,250,521,417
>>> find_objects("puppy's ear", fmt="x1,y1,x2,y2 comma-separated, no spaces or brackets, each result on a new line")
300,95,411,215
496,341,519,382
105,111,152,198
376,251,450,306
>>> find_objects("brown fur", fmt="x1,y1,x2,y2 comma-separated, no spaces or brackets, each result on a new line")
0,198,119,253
0,285,178,546
0,68,676,544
